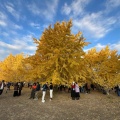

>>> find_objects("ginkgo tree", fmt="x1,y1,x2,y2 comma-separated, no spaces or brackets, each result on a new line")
26,20,89,84
23,55,42,82
1,19,120,90
0,53,26,82
0,61,5,80
84,46,120,92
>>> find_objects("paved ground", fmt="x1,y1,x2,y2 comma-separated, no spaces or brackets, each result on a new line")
0,87,120,120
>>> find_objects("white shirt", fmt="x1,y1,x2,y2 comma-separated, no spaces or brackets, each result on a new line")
0,83,4,90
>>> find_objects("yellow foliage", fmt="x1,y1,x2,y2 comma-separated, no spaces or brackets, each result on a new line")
25,20,88,84
85,46,120,89
1,20,120,88
0,53,27,82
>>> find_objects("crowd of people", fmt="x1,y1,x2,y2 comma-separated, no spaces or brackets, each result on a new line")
13,82,24,97
29,82,53,103
0,80,120,103
0,80,24,97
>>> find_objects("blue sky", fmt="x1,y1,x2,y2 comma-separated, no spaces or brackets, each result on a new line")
0,0,120,61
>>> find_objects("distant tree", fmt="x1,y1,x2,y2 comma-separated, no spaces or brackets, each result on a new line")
0,53,26,82
84,46,120,92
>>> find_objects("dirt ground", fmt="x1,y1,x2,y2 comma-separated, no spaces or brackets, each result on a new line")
0,87,120,120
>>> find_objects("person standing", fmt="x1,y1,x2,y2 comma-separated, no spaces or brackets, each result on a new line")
85,83,91,93
75,82,80,100
18,82,23,96
41,82,48,103
5,82,11,93
71,82,76,100
0,80,5,95
13,82,19,97
116,85,120,96
49,83,53,101
87,83,91,93
34,82,40,100
29,83,37,99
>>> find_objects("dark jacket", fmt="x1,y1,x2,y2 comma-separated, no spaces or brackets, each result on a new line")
42,84,48,91
36,84,40,91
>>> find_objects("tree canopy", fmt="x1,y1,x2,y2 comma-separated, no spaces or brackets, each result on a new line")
84,46,120,89
0,53,25,82
0,20,120,89
26,20,89,84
